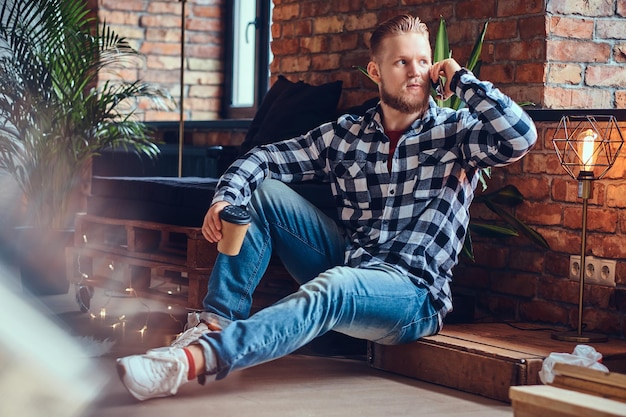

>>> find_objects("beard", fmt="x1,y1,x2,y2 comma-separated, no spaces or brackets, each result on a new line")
380,81,430,115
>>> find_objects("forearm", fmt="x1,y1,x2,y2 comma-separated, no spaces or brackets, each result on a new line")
453,69,537,167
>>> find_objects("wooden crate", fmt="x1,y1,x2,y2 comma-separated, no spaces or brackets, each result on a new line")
369,323,626,403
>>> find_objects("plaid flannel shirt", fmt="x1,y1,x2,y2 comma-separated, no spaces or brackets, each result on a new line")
212,69,537,324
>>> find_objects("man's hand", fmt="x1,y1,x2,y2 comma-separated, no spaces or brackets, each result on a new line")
430,58,462,101
202,201,231,242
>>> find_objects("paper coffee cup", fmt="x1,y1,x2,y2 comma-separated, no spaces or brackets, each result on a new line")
217,205,251,256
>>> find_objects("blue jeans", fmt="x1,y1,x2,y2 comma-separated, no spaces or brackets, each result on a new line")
198,180,439,379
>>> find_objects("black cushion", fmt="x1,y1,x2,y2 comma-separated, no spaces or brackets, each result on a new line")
239,75,343,154
88,176,219,227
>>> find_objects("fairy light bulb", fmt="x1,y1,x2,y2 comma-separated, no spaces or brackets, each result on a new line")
578,129,598,172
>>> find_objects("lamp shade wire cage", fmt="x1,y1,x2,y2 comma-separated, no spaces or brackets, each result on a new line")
552,115,624,343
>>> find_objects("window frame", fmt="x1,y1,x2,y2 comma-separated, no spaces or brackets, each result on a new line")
222,0,271,119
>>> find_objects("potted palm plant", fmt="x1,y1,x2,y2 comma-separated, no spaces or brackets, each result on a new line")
0,0,171,294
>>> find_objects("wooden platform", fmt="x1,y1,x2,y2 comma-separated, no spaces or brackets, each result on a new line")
368,323,626,403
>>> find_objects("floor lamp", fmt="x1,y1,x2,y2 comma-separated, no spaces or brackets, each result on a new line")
552,115,624,343
178,0,187,178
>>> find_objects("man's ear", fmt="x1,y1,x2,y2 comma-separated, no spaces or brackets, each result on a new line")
366,61,381,85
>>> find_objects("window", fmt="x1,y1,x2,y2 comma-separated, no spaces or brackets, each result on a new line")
223,0,272,119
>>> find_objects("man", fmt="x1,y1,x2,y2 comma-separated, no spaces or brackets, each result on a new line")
117,14,537,401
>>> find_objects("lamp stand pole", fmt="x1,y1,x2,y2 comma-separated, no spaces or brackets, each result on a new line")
178,0,186,178
552,173,608,343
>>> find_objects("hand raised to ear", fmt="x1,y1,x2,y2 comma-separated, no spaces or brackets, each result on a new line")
430,59,462,100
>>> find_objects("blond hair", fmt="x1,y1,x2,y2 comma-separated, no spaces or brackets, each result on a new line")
369,15,429,60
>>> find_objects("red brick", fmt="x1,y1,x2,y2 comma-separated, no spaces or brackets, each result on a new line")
300,1,332,18
147,2,181,15
519,299,570,325
597,18,626,39
544,86,613,109
586,65,626,88
139,41,182,56
547,63,583,85
477,294,517,320
581,308,621,335
538,227,580,253
518,201,562,226
509,175,551,200
497,0,544,17
509,250,545,273
457,0,496,19
103,10,140,25
617,90,626,108
515,63,546,83
548,0,614,17
329,33,359,52
496,40,545,61
547,40,611,63
311,54,341,71
101,0,146,12
140,15,181,28
273,3,300,21
490,272,538,298
272,38,300,55
313,16,345,34
484,20,518,41
537,275,580,304
190,5,222,19
519,16,547,40
548,16,594,39
278,55,312,73
589,233,626,259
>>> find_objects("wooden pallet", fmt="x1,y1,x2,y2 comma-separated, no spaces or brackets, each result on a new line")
66,214,217,308
369,323,626,403
66,214,299,309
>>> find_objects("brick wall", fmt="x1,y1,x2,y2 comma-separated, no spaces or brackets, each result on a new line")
94,0,626,113
545,0,626,108
93,0,626,337
95,0,225,122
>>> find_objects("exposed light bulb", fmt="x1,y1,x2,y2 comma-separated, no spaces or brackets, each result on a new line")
578,128,598,172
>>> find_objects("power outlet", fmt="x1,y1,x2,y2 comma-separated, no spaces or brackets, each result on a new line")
569,255,616,287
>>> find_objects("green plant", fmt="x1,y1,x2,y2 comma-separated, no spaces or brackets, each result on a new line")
0,0,172,229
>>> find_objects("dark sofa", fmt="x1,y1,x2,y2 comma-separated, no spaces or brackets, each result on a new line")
89,76,376,228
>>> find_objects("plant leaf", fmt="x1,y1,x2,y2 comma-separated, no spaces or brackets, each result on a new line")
483,200,551,249
474,184,525,207
466,20,488,73
469,222,519,238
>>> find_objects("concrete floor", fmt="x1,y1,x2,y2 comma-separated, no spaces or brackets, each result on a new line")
0,260,513,417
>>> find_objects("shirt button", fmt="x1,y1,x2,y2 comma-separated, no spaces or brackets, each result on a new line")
389,189,395,195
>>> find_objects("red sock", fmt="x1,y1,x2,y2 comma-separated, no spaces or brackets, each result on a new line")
183,348,196,380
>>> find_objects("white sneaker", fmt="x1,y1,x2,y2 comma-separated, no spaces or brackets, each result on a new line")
116,347,190,401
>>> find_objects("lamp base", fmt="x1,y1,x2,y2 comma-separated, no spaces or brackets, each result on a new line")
551,330,608,343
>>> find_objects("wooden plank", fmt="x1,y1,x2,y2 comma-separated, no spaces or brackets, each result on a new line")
551,362,626,403
369,339,538,402
509,385,626,417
